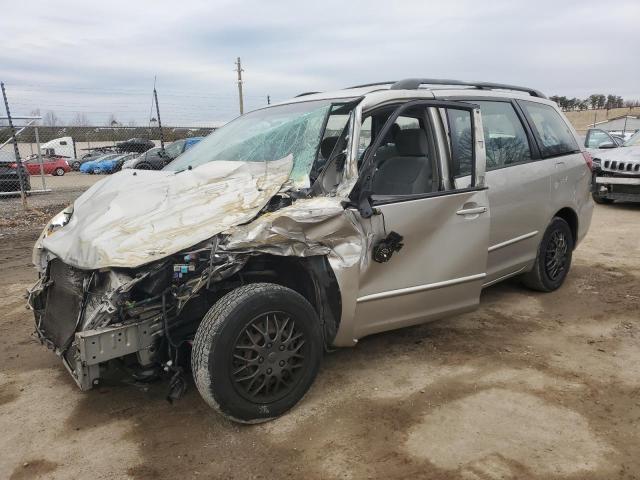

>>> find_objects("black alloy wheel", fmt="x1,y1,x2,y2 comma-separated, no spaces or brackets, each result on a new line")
231,311,307,403
192,283,323,423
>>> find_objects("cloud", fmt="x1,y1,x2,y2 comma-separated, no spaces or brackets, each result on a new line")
1,0,639,125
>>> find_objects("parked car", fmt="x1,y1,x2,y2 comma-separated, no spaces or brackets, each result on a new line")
124,137,203,170
590,129,640,203
0,158,31,193
72,148,116,170
122,147,158,170
23,155,71,176
116,138,155,153
91,153,138,174
79,153,121,174
29,79,593,423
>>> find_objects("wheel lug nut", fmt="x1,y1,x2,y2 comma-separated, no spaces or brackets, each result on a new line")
266,368,272,374
267,343,272,348
259,357,264,363
279,360,285,367
279,345,285,351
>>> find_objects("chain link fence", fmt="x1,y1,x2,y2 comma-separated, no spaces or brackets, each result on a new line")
0,124,216,217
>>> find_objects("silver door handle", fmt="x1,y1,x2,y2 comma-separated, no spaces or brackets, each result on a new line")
456,206,487,216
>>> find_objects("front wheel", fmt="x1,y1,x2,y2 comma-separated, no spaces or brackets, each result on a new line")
522,217,574,292
54,167,65,176
192,283,323,423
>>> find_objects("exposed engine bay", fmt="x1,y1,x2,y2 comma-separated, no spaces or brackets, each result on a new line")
27,187,367,395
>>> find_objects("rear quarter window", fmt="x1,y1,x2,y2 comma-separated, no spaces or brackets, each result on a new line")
520,101,578,157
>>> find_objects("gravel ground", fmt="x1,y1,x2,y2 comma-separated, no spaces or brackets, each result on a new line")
0,203,639,480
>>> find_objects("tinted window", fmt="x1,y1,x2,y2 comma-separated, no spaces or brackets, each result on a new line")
477,101,531,170
520,101,578,157
446,109,473,177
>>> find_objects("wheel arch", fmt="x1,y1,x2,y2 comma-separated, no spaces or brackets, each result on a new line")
232,254,342,346
553,207,578,250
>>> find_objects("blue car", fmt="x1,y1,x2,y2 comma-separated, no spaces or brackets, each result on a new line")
92,153,137,174
80,154,121,174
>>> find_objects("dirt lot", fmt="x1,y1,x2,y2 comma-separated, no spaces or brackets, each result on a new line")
565,106,640,134
0,203,639,480
0,172,101,218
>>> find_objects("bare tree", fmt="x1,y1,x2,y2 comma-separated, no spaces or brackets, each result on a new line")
106,114,118,127
42,111,60,127
71,113,91,127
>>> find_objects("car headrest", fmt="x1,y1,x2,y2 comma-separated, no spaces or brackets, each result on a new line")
382,123,401,145
395,129,428,156
320,136,339,159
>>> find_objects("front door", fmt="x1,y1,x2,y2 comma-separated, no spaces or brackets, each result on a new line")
351,100,490,339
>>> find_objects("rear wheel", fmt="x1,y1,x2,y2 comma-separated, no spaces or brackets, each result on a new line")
192,283,323,423
522,217,573,292
136,162,152,170
72,161,81,170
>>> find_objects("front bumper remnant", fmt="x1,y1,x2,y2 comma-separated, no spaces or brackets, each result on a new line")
594,175,640,202
63,317,163,390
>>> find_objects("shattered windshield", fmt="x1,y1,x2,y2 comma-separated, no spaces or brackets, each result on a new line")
166,100,342,186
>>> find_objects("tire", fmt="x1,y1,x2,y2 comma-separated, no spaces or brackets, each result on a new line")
54,167,65,176
522,217,574,292
72,161,81,170
192,283,323,423
592,191,613,204
136,162,152,170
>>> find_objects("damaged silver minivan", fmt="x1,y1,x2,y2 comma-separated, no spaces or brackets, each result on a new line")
28,79,593,423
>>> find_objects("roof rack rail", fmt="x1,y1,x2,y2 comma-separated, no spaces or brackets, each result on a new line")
295,91,320,97
389,78,546,98
346,81,397,89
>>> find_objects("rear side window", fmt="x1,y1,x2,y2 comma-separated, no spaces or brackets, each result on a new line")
476,101,531,170
520,101,578,157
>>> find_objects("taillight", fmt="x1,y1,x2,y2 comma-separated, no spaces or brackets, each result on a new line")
582,151,593,172
9,163,17,168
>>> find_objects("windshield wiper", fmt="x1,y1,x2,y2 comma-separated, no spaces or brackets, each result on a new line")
174,165,193,174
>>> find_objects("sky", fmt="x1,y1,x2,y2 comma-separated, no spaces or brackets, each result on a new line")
1,0,639,126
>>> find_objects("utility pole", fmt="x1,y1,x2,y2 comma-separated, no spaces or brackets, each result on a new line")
235,57,244,115
153,80,164,151
267,95,271,105
1,82,27,208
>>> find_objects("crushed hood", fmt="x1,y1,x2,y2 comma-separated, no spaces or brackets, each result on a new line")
38,157,293,269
